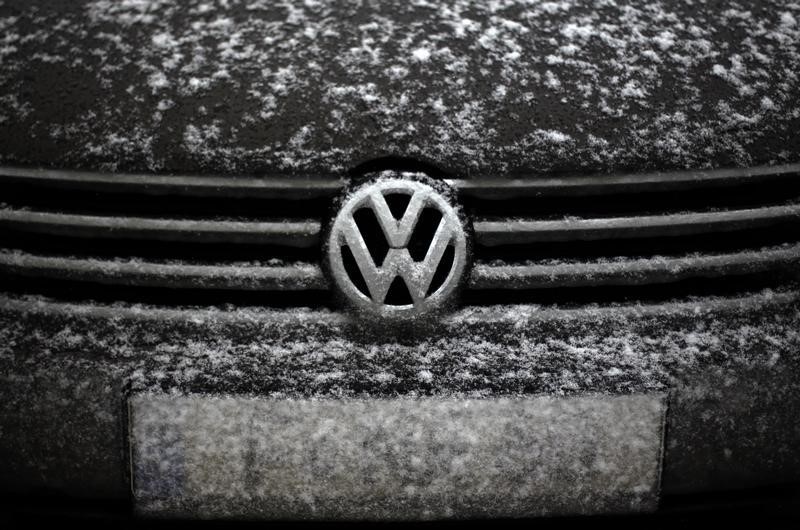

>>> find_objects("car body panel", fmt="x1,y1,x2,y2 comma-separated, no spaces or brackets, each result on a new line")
0,0,799,175
1,290,799,503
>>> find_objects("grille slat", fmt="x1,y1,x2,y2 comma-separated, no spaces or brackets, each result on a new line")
451,163,800,198
470,244,800,290
0,166,342,199
474,204,800,245
0,208,320,247
0,250,326,291
3,162,798,198
3,245,793,293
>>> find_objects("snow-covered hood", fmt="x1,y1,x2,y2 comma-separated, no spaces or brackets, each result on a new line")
1,0,799,177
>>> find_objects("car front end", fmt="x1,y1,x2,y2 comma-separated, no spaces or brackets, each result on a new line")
1,0,799,522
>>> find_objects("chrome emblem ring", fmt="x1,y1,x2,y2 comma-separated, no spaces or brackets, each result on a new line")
327,175,469,319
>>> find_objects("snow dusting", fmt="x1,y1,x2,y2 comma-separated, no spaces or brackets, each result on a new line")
2,289,799,497
0,1,798,174
2,288,798,398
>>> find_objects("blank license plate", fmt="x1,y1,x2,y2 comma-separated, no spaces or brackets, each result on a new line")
129,394,666,520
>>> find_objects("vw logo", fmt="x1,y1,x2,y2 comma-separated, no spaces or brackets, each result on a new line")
326,174,470,319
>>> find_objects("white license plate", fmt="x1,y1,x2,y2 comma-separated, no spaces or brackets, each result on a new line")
129,394,666,520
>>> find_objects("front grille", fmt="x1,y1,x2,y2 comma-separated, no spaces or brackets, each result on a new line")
1,164,798,306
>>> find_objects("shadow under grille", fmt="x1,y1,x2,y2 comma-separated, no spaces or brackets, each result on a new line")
0,163,798,307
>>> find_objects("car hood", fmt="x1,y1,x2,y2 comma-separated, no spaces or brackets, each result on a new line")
0,0,799,177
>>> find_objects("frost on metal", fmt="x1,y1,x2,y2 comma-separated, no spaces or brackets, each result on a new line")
326,175,469,320
129,394,666,519
0,1,799,174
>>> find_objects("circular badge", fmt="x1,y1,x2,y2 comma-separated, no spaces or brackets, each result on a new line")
327,175,469,319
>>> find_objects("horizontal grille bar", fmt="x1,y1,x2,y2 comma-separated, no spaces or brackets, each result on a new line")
2,162,798,199
470,245,800,289
3,245,796,293
0,166,342,199
475,204,800,245
451,163,800,199
0,251,326,291
0,208,320,247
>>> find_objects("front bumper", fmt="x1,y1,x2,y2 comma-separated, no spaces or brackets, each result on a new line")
1,289,799,518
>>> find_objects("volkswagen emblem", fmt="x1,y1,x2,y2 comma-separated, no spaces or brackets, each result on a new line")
326,174,470,319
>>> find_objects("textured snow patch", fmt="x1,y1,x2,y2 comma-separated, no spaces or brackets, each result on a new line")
537,129,572,143
411,47,431,62
2,288,799,399
130,394,665,519
0,0,798,173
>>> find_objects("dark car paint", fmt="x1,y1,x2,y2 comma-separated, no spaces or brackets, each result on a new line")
0,0,799,176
